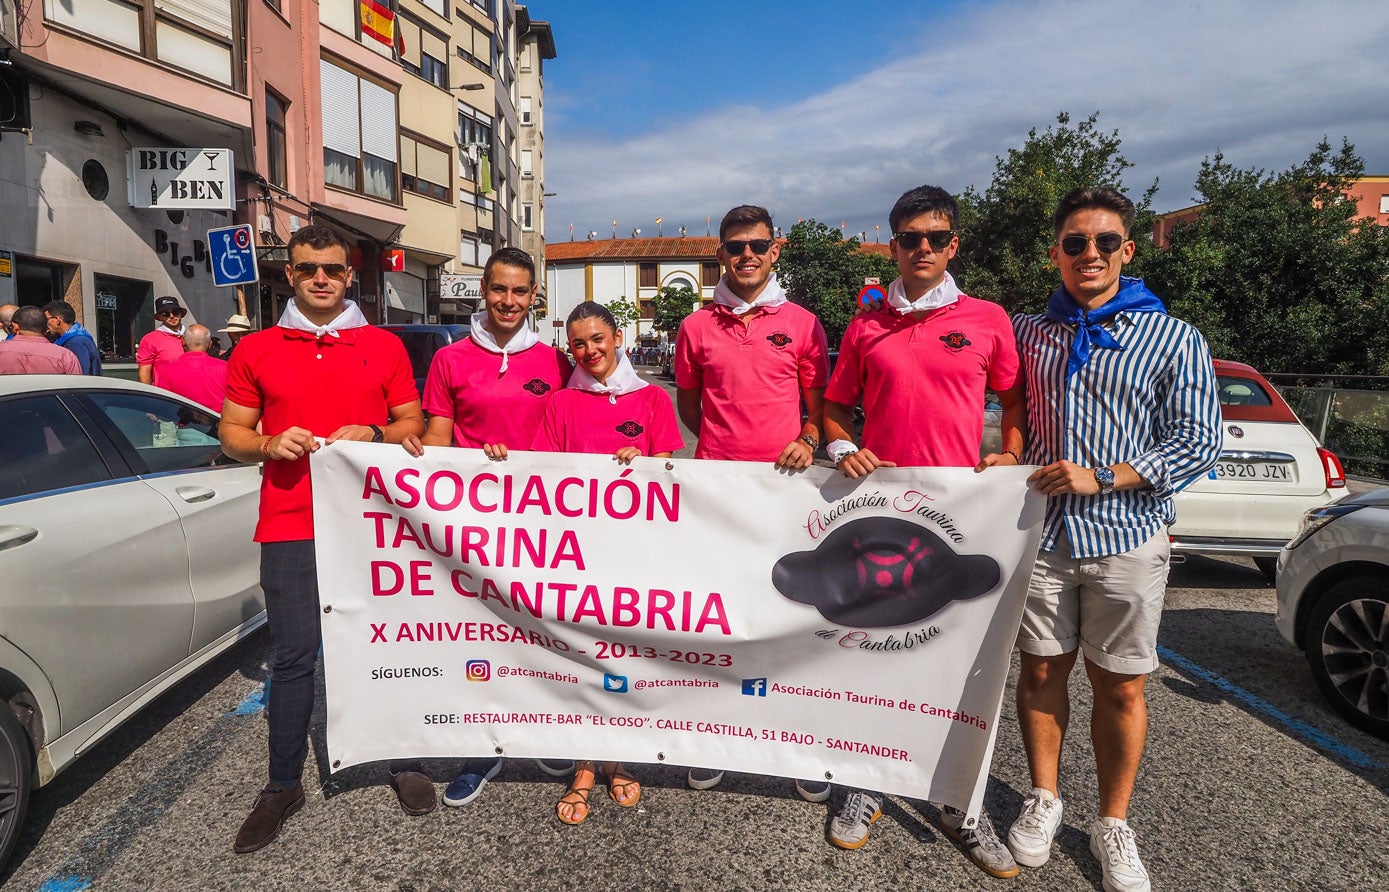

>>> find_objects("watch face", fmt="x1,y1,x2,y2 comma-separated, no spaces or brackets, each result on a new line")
1096,467,1116,491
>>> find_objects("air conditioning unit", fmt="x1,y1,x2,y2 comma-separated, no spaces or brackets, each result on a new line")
288,215,301,232
257,214,272,234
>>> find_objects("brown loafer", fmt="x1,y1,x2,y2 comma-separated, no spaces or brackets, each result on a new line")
391,769,437,816
233,783,305,854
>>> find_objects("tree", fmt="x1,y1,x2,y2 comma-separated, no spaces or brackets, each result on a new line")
955,111,1157,313
652,284,698,335
777,219,898,347
1144,139,1389,375
604,296,639,333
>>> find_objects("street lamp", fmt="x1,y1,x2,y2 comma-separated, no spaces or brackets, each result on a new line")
450,83,486,91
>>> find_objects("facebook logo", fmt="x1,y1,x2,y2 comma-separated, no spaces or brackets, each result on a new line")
742,678,768,697
603,673,629,693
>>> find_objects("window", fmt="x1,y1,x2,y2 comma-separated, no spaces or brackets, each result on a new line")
44,0,241,88
399,14,449,88
400,132,452,202
84,392,228,473
420,0,445,17
1380,194,1389,215
320,59,398,202
456,19,492,75
701,262,720,287
0,396,110,502
519,96,532,125
265,90,288,189
456,107,493,182
520,149,532,178
639,299,654,319
638,263,657,288
521,202,533,231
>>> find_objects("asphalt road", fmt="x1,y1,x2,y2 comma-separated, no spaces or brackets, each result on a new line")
6,370,1386,891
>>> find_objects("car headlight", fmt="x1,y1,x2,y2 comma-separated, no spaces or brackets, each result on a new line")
1285,503,1363,550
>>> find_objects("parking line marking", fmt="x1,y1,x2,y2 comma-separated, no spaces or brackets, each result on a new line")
1158,645,1382,770
37,878,92,892
228,679,269,716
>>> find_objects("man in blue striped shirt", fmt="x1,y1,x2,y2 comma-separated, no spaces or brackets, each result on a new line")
1007,187,1221,892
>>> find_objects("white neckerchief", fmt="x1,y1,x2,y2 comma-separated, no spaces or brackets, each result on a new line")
887,270,962,315
567,347,647,404
469,311,541,374
158,324,186,337
277,299,369,337
713,272,788,316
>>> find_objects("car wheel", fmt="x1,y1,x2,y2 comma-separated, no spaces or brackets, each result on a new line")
0,703,34,872
1253,557,1278,585
1304,577,1389,740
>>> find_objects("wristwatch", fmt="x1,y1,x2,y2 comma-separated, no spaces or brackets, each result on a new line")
1094,466,1116,495
799,434,819,450
368,424,384,443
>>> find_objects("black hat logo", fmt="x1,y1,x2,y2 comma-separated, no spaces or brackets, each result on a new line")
772,517,999,627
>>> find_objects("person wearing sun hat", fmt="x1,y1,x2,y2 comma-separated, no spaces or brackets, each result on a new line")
218,313,255,361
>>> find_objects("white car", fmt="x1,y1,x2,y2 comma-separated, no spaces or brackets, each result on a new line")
1276,489,1389,739
1170,360,1346,582
0,375,266,871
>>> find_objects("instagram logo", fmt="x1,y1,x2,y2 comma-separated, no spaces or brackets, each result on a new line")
465,659,491,682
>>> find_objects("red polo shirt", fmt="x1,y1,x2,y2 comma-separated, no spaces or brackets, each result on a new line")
225,325,416,542
674,302,829,461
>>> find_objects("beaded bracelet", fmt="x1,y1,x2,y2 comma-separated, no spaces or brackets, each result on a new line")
1004,449,1021,464
261,437,273,459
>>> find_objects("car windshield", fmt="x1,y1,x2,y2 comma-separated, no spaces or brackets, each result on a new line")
1216,373,1297,423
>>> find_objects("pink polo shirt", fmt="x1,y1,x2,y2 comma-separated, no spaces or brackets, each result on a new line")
825,295,1019,467
422,339,572,448
532,386,684,457
136,328,186,387
160,351,228,412
674,302,829,461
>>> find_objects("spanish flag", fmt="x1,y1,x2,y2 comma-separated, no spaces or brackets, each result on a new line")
360,0,395,47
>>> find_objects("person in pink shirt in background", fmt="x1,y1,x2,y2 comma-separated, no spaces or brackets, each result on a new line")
160,324,228,411
530,301,682,825
402,246,574,809
137,295,189,386
821,183,1025,877
673,204,832,802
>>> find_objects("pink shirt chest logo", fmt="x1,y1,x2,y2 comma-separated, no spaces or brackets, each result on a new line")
522,377,553,396
938,330,973,353
765,331,793,349
615,420,645,438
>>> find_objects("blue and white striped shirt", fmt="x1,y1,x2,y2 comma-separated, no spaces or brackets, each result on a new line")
1013,309,1222,558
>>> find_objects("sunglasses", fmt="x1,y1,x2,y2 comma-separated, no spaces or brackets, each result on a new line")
893,230,955,252
721,239,775,256
290,262,351,281
1059,232,1127,256
159,309,186,318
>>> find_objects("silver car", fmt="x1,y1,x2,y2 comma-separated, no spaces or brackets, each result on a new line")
1276,488,1389,739
0,375,265,870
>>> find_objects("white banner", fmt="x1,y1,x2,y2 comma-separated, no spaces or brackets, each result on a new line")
313,443,1044,818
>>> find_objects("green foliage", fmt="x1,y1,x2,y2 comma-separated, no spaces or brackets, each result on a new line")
955,111,1157,313
777,219,898,347
652,285,698,333
1144,139,1389,375
604,296,640,331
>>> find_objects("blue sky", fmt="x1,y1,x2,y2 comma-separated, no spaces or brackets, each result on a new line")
537,0,1389,242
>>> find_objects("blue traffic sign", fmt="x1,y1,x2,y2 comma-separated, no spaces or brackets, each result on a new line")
207,223,259,287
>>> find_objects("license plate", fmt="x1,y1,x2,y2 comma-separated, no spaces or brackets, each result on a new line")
1213,461,1292,481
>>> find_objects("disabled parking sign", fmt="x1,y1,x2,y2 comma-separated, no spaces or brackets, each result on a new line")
208,223,259,287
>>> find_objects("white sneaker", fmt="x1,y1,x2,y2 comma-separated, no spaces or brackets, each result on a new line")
1089,817,1151,892
1007,787,1063,867
941,806,1020,878
794,779,832,803
828,790,882,850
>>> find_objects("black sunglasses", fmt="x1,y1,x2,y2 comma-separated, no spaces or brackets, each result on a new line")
1059,232,1127,256
722,239,775,256
893,230,955,252
290,262,351,281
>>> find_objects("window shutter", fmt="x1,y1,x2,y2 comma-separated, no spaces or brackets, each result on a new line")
400,135,417,176
417,142,450,187
320,60,361,157
359,78,397,161
155,0,232,38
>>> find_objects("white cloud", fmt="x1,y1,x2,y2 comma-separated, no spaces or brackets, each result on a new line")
544,0,1389,240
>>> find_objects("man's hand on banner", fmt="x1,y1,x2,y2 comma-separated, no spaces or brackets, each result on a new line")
774,437,815,471
1028,459,1101,495
836,447,895,479
401,434,426,457
483,443,510,461
264,426,319,460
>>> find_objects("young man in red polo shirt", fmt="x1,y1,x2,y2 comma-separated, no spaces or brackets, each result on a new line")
220,225,425,854
673,204,831,801
822,184,1025,877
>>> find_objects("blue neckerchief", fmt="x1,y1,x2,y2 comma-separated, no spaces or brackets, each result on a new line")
1045,277,1166,378
54,321,96,348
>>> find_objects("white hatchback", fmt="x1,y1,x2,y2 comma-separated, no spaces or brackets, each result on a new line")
0,375,266,871
1170,359,1346,582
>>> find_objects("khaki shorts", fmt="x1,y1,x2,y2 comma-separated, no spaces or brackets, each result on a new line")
1015,528,1170,675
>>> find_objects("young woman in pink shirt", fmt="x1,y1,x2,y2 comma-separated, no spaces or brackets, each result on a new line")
532,301,684,824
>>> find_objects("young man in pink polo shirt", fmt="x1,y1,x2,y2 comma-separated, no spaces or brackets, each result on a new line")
822,184,1026,877
674,204,831,801
137,295,190,386
402,246,574,807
